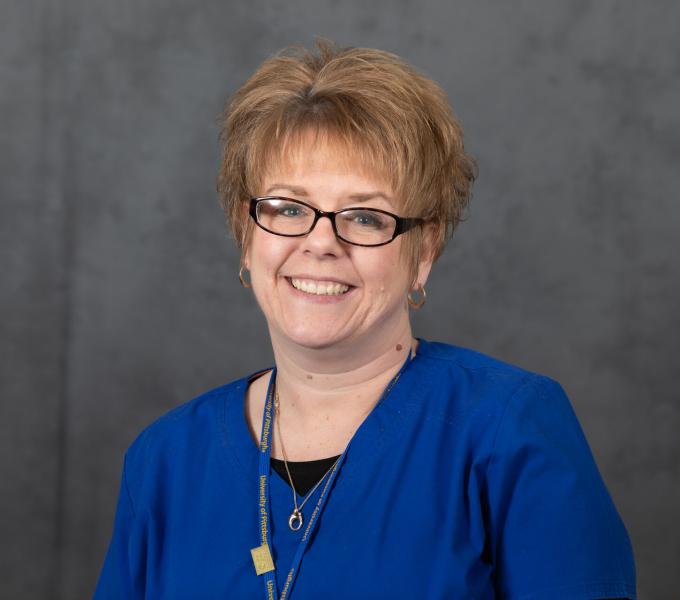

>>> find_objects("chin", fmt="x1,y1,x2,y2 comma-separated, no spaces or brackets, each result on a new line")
290,333,346,351
277,323,354,351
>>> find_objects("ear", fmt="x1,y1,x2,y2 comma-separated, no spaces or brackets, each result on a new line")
239,201,252,268
239,200,250,237
414,223,436,289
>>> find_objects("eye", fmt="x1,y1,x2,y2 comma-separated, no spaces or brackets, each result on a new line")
344,210,389,229
272,201,308,218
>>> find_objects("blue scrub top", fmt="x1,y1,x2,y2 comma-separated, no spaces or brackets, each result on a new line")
94,340,636,599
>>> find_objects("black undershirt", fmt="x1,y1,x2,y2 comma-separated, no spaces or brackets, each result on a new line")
270,455,341,496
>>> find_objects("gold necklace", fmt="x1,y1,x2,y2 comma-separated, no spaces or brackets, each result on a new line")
274,391,341,532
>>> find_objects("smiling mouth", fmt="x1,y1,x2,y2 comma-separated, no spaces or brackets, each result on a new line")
288,277,351,296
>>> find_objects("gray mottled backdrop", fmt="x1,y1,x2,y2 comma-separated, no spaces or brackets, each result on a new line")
2,1,678,598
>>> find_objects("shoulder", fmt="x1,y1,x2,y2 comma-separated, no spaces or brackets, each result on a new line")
417,337,542,377
122,376,251,491
414,338,566,414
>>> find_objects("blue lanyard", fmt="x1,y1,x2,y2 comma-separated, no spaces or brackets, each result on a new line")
253,352,413,600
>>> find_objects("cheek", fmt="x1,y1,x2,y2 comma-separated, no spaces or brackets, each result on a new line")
246,239,288,304
248,232,289,272
358,249,411,301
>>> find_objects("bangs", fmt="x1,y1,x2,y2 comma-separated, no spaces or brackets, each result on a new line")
245,111,400,203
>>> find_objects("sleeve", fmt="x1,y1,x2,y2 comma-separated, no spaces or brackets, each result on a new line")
93,453,146,599
485,375,637,600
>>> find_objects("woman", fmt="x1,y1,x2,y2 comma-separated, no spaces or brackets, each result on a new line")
95,41,636,599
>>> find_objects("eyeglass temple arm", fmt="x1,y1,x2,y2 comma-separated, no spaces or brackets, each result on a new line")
394,217,425,235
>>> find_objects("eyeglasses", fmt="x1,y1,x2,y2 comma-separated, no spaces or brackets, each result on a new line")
249,197,424,247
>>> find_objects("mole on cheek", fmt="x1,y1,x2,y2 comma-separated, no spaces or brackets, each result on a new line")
306,374,313,380
396,344,402,351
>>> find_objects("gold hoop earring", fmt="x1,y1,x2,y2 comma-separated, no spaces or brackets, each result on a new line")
239,265,251,289
407,284,426,309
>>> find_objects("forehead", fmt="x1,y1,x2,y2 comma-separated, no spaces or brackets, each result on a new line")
258,130,395,198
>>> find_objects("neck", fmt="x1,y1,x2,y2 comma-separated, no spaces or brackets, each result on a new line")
269,324,415,423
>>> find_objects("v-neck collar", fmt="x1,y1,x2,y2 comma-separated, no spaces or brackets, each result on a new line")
221,340,433,489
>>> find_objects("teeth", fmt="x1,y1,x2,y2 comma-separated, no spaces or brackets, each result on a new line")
291,278,350,296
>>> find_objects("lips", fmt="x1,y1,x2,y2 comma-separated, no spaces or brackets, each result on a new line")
289,277,351,296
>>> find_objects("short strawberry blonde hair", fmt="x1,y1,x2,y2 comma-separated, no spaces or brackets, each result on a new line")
217,40,476,283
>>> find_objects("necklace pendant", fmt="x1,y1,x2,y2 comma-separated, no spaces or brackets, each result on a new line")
288,508,303,531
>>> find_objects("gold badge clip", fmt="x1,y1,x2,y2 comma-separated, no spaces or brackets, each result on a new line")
250,543,275,575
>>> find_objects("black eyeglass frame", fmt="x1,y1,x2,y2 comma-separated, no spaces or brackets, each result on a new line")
248,196,424,248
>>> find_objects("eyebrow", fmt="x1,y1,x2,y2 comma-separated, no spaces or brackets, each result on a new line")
349,192,391,202
264,184,392,203
265,184,308,196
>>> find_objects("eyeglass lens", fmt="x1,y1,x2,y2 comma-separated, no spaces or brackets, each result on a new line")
255,198,397,245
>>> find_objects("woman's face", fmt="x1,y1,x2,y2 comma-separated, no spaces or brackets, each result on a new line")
244,140,432,353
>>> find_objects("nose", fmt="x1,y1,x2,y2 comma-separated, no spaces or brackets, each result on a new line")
301,213,344,256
